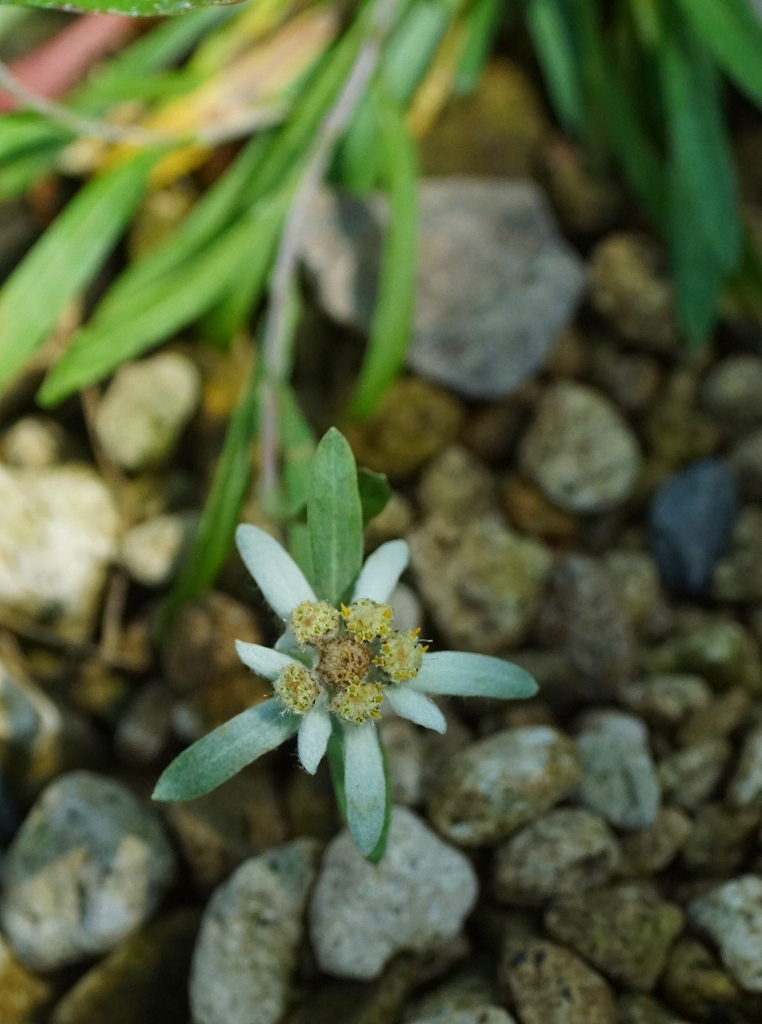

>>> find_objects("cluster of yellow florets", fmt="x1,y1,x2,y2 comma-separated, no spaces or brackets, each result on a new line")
273,663,321,714
277,598,427,724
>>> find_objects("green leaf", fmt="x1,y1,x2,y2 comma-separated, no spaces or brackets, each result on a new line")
0,147,62,202
308,428,364,606
0,0,236,17
454,0,503,96
347,90,417,417
38,189,288,405
281,383,315,519
365,747,392,864
327,723,391,862
152,698,298,802
161,352,261,629
357,467,391,522
526,0,585,135
0,149,159,397
0,114,71,164
287,523,315,584
674,0,762,109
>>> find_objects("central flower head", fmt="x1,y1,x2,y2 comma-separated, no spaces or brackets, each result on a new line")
317,635,373,688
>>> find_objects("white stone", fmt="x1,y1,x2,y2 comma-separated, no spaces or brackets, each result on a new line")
0,464,120,642
689,876,762,992
120,514,185,587
2,416,64,468
310,806,478,979
727,724,762,808
95,352,201,471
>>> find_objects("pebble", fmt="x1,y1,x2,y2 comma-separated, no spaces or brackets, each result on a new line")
588,232,677,354
643,369,721,476
493,808,622,906
409,514,551,654
574,711,661,831
417,446,496,523
1,416,65,468
713,505,762,601
408,1011,514,1024
428,727,580,846
729,427,762,500
536,556,635,693
688,876,762,992
727,722,762,807
167,770,287,890
119,513,187,587
501,474,580,542
0,933,51,1024
649,459,738,597
681,804,761,875
190,839,319,1024
676,686,750,747
344,377,465,481
661,938,748,1021
115,681,175,766
500,937,617,1024
544,882,684,991
0,771,176,971
619,807,693,877
618,675,712,730
0,464,121,642
50,909,198,1024
379,717,425,807
617,994,690,1024
657,738,730,811
95,352,201,471
404,975,499,1021
602,550,663,638
519,381,642,513
589,343,663,414
645,620,762,695
310,807,477,980
408,179,586,399
700,355,762,429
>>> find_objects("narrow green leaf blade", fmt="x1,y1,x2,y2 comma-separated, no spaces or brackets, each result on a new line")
308,428,363,606
152,698,298,802
0,149,159,395
674,0,762,109
0,0,234,16
281,383,316,519
347,91,417,418
454,0,503,96
526,0,585,135
357,467,391,522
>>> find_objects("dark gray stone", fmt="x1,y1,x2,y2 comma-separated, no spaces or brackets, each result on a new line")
649,459,738,596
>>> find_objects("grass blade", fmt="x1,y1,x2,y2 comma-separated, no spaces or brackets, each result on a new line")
526,0,585,135
347,90,417,417
454,0,503,96
674,0,762,109
0,148,160,395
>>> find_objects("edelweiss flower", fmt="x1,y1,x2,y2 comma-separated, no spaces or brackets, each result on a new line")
154,524,538,855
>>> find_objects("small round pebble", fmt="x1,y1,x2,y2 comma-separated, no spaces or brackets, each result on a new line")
688,876,762,993
310,807,477,980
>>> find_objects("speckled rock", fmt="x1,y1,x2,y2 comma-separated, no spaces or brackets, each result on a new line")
661,938,748,1022
688,876,762,993
545,883,684,991
617,994,689,1024
120,513,187,587
700,355,762,429
618,675,712,730
408,179,586,399
574,712,661,831
0,934,51,1024
519,381,642,513
344,377,465,481
619,808,693,877
0,464,121,642
2,416,65,468
500,937,617,1024
190,839,319,1024
95,352,201,471
0,771,176,971
588,233,677,354
729,428,762,501
493,808,621,906
50,910,198,1024
417,446,496,523
657,738,730,811
501,474,580,542
535,556,636,693
645,621,762,695
310,808,477,980
727,723,762,807
429,727,580,846
115,681,174,766
649,460,739,598
602,550,663,638
681,804,761,874
589,343,662,414
409,514,551,654
403,975,503,1023
713,505,762,601
677,686,750,747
